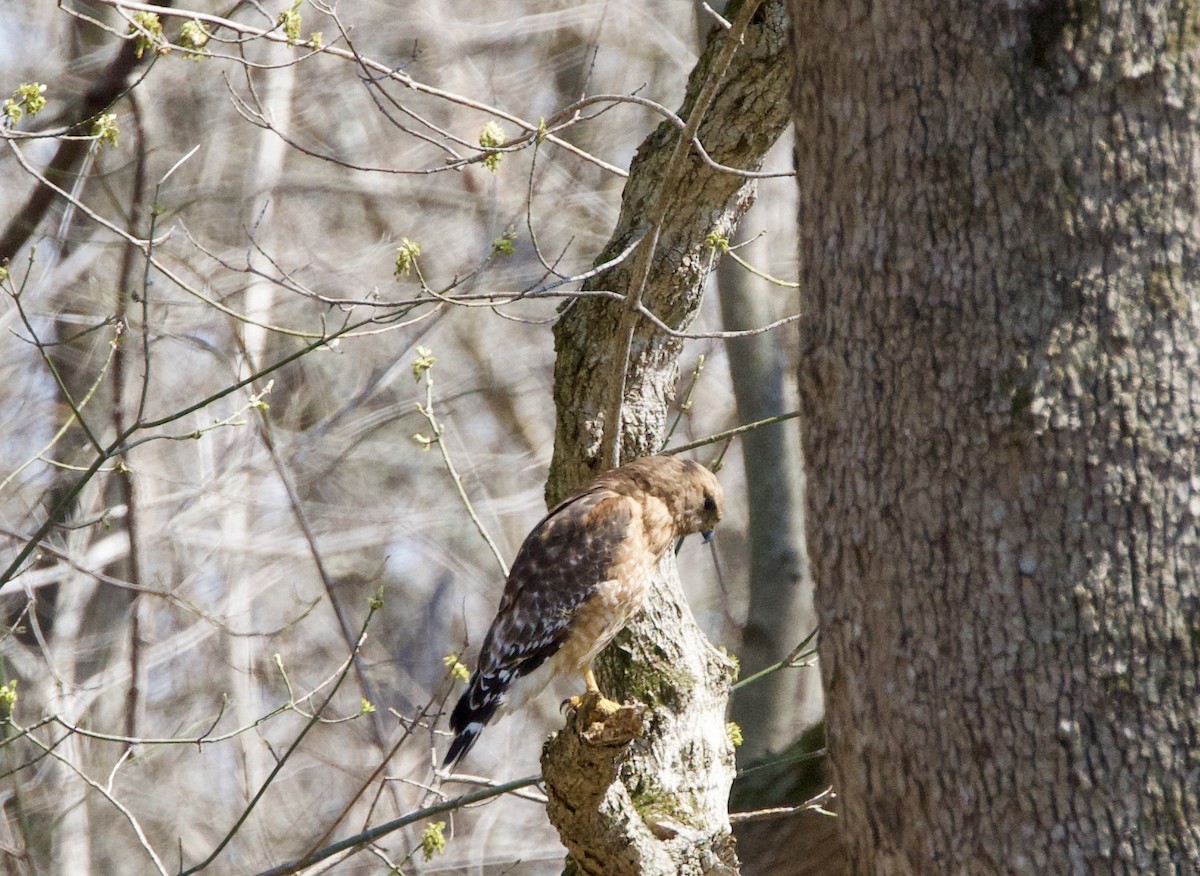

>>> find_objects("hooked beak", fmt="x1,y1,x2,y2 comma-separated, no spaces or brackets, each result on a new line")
701,528,715,544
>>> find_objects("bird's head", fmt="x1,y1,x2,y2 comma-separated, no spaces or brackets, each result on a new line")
616,455,723,541
688,463,724,543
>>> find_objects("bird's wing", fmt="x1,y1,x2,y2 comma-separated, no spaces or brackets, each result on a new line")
444,489,633,764
476,487,633,689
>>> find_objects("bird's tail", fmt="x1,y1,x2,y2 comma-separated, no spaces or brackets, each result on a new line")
443,677,499,767
442,655,546,767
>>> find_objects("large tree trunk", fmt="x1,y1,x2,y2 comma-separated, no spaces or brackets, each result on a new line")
542,1,792,872
791,1,1200,872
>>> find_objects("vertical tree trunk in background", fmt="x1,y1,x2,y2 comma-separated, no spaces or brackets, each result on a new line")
791,1,1200,871
227,59,297,793
543,2,792,872
717,223,819,757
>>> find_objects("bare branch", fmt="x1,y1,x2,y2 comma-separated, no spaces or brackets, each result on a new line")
729,787,837,824
251,775,541,876
663,410,802,456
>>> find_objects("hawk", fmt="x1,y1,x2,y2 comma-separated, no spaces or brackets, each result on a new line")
443,454,723,767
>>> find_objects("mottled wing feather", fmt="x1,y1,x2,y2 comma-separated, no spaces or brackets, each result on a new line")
444,489,632,765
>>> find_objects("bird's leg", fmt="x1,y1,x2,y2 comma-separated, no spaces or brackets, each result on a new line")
565,666,622,725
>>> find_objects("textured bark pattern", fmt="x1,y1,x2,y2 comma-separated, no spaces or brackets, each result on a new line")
791,1,1200,873
543,693,740,876
542,704,667,875
543,2,793,872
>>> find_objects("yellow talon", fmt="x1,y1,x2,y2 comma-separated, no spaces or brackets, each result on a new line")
566,690,622,725
563,668,621,724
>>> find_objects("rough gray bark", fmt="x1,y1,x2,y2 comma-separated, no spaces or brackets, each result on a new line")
718,224,818,757
541,0,793,872
791,1,1200,872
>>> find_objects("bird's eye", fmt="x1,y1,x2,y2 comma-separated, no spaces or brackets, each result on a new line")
703,493,716,513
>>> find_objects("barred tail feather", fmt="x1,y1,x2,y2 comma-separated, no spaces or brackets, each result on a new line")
442,716,486,767
443,678,501,767
443,655,547,767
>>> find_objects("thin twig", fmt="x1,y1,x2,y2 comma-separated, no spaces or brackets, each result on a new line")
731,628,818,691
252,775,542,876
4,138,165,253
724,248,800,288
662,409,801,456
662,356,707,450
177,602,381,875
416,362,509,577
636,301,801,339
736,747,827,779
24,732,169,875
701,2,734,29
729,787,836,824
7,279,107,454
0,322,120,492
